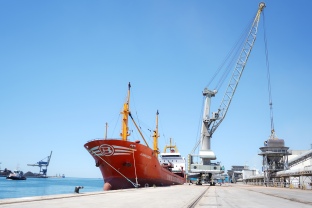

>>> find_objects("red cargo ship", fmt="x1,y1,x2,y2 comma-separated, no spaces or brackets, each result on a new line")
84,83,185,190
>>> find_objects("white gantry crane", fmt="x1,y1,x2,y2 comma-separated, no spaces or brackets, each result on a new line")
188,2,266,185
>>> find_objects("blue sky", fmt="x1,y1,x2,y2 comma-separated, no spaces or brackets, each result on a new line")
1,0,311,178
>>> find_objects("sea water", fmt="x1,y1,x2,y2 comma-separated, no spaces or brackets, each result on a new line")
0,177,103,199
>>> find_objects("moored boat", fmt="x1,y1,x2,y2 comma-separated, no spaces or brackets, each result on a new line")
84,83,186,190
6,170,26,180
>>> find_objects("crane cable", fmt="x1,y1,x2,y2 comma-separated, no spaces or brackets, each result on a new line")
193,16,255,154
206,16,254,91
262,12,275,137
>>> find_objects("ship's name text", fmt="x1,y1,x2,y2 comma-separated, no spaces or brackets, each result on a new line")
140,153,151,159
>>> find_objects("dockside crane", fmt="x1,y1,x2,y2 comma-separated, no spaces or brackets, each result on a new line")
188,2,266,185
27,151,52,177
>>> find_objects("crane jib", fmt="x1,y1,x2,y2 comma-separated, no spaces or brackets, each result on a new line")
189,3,266,174
209,2,265,137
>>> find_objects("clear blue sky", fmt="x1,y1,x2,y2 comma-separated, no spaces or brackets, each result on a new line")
1,0,311,178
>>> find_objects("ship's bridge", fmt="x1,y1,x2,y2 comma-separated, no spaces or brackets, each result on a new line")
160,153,182,158
159,152,186,173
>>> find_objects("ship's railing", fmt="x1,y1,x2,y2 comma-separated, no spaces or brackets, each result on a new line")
86,138,121,142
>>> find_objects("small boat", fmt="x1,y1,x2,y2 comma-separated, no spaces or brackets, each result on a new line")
84,83,186,190
6,170,27,180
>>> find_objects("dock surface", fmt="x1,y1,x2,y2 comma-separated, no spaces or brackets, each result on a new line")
0,183,311,207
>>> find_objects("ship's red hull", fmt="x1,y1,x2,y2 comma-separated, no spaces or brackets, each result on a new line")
84,139,185,190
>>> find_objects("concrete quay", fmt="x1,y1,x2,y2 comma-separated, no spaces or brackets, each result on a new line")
0,183,311,208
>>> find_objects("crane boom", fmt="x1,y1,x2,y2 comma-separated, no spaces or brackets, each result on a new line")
191,2,266,154
209,2,266,136
188,2,265,185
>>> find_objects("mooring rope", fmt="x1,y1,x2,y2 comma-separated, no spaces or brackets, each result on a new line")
132,150,139,186
91,150,139,188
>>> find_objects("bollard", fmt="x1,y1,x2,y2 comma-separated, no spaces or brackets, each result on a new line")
74,186,84,193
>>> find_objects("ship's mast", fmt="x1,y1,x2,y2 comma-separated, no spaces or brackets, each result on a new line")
105,122,108,139
120,82,131,141
153,110,160,157
163,138,179,153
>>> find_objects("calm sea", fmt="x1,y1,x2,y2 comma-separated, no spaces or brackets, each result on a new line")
0,177,103,199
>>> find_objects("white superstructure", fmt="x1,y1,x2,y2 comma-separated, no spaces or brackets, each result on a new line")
159,139,186,174
159,151,186,173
